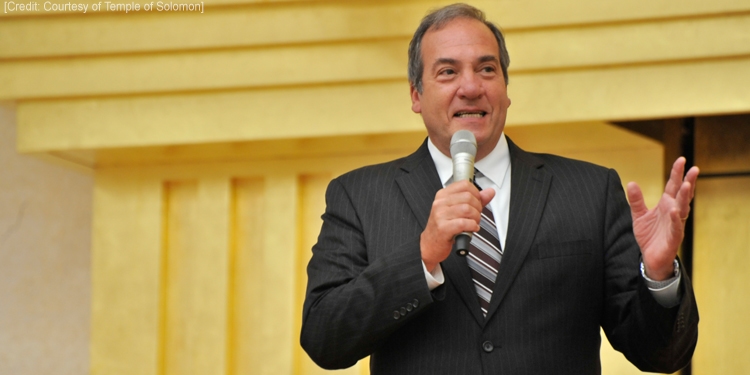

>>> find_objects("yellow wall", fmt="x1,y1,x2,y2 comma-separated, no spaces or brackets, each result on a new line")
90,142,421,375
692,119,750,374
3,0,749,374
0,102,93,374
5,0,750,160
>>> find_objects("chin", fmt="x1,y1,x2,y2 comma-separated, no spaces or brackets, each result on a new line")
477,131,503,148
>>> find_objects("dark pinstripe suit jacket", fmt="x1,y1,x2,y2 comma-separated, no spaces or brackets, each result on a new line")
301,138,698,374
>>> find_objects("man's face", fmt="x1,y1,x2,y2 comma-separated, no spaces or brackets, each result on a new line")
411,17,510,160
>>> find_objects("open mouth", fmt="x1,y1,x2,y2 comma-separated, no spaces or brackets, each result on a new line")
454,111,487,118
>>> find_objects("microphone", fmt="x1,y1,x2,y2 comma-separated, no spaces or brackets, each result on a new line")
450,130,477,257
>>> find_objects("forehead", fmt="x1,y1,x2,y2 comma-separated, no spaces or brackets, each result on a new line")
421,17,500,62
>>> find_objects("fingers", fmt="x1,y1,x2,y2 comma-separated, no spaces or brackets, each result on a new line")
626,181,648,219
684,166,700,199
480,187,496,207
669,207,686,245
664,159,700,220
427,181,484,238
438,180,484,216
669,161,699,219
664,157,686,197
675,168,699,219
442,179,481,197
421,181,484,269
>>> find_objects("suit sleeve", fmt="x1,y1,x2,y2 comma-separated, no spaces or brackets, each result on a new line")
300,177,437,369
600,169,699,373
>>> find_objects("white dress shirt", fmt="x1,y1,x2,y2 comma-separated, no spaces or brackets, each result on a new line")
421,134,682,308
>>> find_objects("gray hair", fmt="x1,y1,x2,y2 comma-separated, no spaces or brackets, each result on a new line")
407,3,510,93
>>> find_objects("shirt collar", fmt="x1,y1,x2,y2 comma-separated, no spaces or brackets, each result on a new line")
427,133,510,188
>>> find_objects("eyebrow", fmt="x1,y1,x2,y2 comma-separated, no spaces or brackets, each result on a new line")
477,55,500,64
431,55,500,70
432,58,458,70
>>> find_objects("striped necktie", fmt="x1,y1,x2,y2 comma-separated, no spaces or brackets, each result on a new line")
468,173,503,317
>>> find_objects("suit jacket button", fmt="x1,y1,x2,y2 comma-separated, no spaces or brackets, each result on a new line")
393,311,401,320
482,341,494,353
400,307,407,316
406,303,414,312
412,299,420,308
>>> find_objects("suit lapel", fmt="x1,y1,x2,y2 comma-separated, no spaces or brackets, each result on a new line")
395,140,485,325
394,140,442,230
484,138,552,323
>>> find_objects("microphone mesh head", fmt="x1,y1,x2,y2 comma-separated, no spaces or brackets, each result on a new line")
450,130,477,157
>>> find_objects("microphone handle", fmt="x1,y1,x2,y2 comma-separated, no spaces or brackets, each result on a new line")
453,152,475,257
455,233,472,256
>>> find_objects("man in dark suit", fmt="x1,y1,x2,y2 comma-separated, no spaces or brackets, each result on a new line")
301,4,699,374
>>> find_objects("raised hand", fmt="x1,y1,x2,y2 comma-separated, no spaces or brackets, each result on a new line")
626,157,699,280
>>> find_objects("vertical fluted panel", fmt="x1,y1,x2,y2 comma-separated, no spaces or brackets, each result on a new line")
161,179,231,375
91,174,163,375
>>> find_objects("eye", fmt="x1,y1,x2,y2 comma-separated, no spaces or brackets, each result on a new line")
439,68,456,76
480,66,496,74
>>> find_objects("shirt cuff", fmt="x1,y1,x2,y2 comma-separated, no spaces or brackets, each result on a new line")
423,261,445,290
641,259,682,308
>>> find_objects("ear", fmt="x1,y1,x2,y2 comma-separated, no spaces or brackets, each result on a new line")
410,84,422,114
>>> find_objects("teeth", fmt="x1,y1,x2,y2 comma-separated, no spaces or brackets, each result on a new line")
456,112,485,118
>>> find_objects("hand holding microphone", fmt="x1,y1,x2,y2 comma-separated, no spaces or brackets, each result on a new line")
420,130,495,272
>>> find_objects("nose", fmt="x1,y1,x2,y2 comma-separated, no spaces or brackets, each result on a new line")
457,72,483,100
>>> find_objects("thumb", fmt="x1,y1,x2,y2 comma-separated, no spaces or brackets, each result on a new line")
480,188,496,207
627,182,648,219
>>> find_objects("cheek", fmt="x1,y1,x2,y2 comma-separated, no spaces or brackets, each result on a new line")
423,94,447,116
490,89,510,108
427,86,455,105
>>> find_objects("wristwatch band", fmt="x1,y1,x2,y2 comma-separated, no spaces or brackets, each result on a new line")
641,259,680,289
